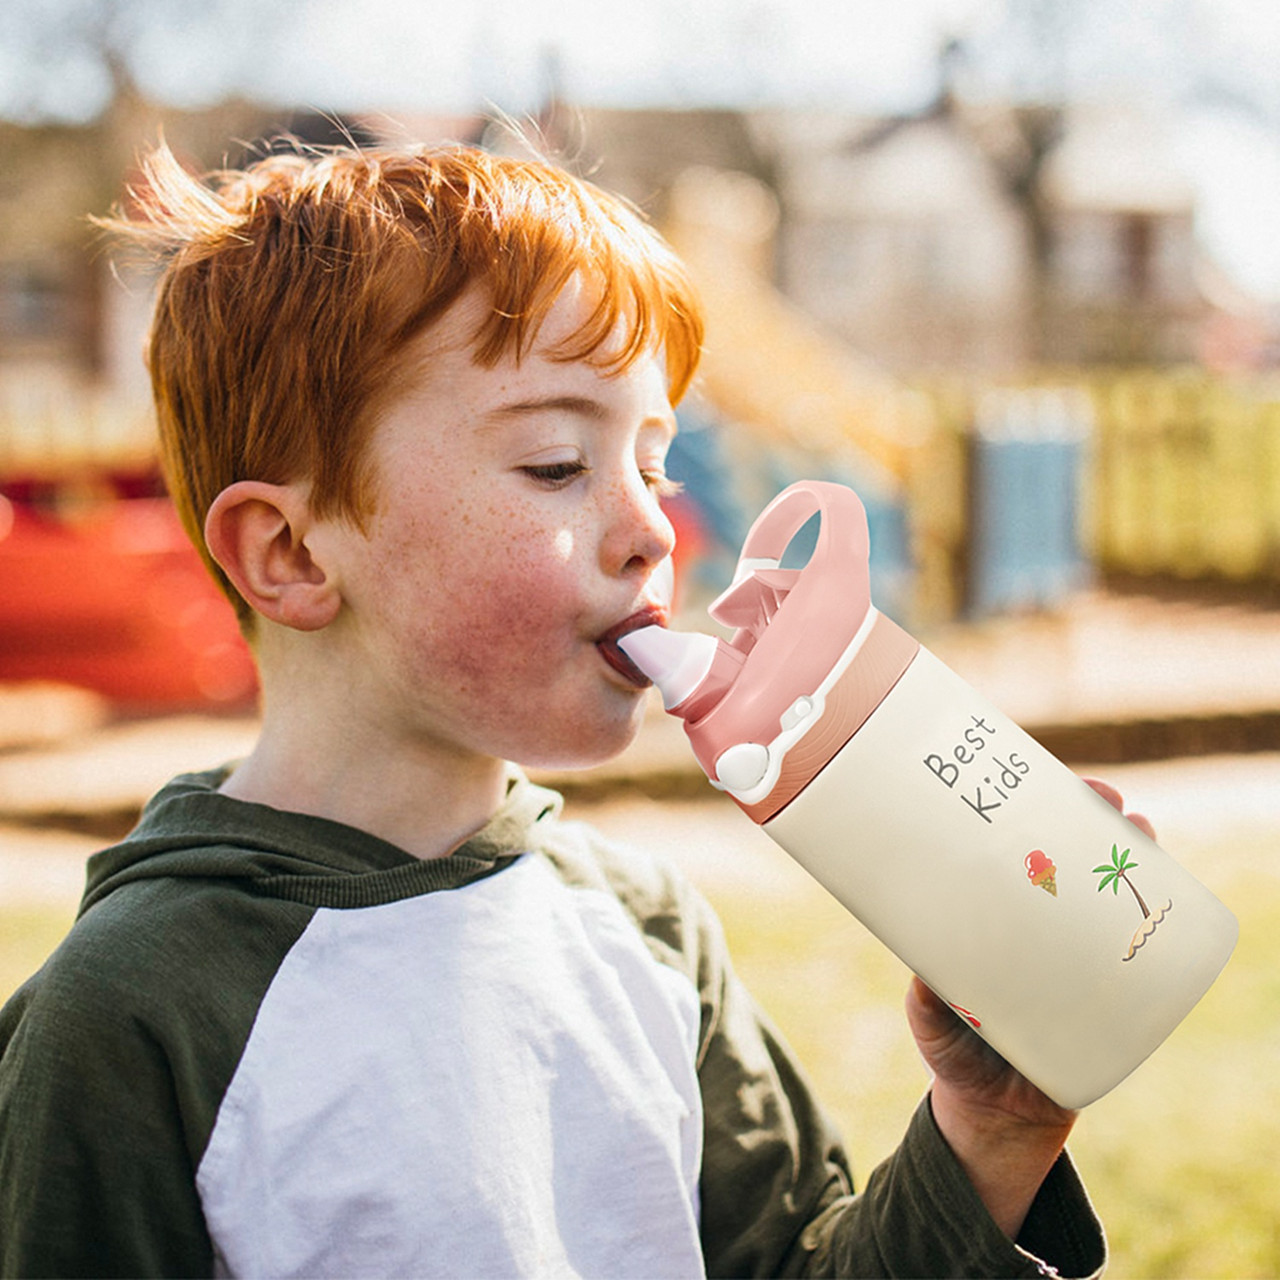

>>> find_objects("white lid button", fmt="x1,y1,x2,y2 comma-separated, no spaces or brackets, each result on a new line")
780,695,815,731
715,742,771,792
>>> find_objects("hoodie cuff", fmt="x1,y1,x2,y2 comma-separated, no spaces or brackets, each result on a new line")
853,1097,1106,1278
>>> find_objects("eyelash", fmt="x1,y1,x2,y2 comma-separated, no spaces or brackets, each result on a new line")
520,462,683,499
643,470,683,499
521,460,587,487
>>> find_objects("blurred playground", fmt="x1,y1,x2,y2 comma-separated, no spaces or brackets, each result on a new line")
4,165,1280,716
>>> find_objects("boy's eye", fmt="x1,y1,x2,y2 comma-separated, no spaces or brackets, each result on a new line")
520,460,589,488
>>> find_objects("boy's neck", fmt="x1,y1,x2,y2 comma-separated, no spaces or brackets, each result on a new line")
219,708,511,863
219,622,517,861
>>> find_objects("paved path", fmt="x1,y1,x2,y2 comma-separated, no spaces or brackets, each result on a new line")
928,592,1280,727
5,749,1276,913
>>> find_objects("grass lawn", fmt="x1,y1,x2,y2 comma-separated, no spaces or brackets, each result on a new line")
0,903,78,1007
706,829,1280,1280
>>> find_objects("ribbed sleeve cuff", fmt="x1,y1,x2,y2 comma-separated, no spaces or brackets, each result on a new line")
841,1097,1107,1278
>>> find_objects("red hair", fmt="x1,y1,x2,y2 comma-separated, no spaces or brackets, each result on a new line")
104,140,705,623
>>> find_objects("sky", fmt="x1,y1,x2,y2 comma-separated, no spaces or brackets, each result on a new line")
0,0,1005,123
224,0,1000,118
5,0,1280,298
101,0,1280,121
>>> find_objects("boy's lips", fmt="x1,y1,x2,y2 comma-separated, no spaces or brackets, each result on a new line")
596,607,668,687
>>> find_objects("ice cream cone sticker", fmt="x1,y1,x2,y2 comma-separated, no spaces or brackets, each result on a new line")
1024,850,1057,896
1093,844,1173,961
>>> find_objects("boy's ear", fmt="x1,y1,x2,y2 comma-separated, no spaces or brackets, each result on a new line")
204,481,342,632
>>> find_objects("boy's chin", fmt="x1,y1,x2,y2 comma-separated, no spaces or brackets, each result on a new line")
514,703,649,775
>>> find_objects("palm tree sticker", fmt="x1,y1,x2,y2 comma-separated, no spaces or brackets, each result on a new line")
1093,844,1173,961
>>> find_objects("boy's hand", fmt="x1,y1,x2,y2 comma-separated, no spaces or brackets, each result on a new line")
907,976,1075,1240
907,778,1154,1239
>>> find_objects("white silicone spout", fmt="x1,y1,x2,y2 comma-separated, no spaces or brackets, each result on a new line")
617,626,719,710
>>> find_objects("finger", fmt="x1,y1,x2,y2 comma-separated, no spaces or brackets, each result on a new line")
1083,776,1124,812
907,976,970,1038
908,974,946,1016
1127,811,1157,840
905,978,953,1059
1084,776,1158,842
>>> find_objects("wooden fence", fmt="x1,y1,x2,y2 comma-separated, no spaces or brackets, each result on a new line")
1088,370,1280,584
913,369,1280,618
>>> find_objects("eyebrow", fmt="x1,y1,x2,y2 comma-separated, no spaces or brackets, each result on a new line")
481,393,678,440
487,394,612,423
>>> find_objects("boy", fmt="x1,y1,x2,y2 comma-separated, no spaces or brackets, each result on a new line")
0,139,1131,1277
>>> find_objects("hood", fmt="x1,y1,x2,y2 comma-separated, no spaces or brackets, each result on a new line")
79,766,565,916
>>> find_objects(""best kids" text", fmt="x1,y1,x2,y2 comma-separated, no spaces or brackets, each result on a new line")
923,715,1031,823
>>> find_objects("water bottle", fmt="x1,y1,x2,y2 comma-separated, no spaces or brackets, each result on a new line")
620,480,1237,1108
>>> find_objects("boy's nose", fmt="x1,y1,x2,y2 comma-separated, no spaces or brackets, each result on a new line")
603,477,676,577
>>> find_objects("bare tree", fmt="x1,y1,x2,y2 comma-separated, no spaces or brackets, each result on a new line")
0,0,296,125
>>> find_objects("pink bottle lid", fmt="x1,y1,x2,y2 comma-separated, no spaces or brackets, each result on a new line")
621,481,919,823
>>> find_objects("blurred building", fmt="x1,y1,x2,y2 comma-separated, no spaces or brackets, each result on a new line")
551,99,1210,375
0,91,1247,405
0,97,278,386
758,104,1034,373
1039,103,1205,366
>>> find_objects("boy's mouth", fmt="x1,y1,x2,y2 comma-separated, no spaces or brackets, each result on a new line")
596,608,668,687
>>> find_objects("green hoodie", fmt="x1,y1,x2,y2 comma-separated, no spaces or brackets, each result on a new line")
0,768,1104,1278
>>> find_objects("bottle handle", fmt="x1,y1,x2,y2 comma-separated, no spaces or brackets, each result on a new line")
681,480,893,806
738,479,868,570
711,480,871,648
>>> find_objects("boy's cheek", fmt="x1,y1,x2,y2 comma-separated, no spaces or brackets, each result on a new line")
412,570,582,686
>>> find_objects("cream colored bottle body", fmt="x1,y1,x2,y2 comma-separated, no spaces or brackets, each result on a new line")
764,646,1238,1110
